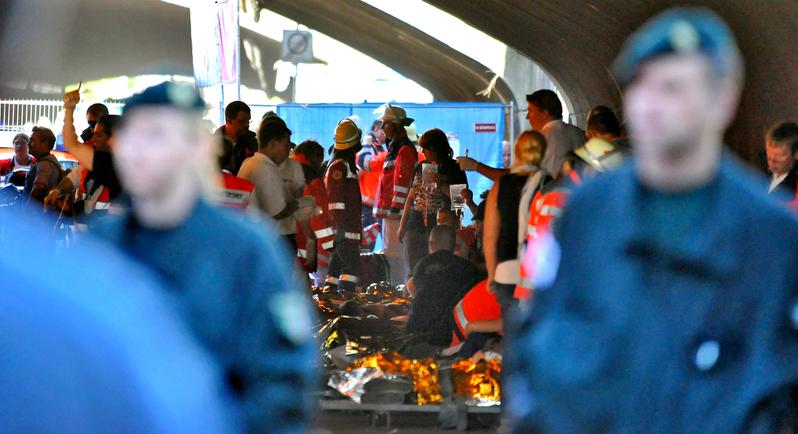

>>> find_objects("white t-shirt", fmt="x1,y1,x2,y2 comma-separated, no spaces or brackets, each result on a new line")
540,119,586,177
278,158,306,235
237,153,291,234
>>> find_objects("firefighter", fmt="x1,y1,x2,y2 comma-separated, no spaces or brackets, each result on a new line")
373,104,417,285
325,118,363,292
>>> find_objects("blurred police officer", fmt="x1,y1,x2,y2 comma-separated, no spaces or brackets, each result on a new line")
506,8,798,433
0,209,238,434
93,82,317,434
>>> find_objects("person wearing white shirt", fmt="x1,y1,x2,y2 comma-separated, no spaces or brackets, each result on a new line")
238,119,299,247
765,121,798,201
526,89,586,176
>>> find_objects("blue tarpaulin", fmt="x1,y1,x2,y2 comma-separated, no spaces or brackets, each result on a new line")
277,102,507,222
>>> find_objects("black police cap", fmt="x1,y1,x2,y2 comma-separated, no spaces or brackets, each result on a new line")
613,7,741,86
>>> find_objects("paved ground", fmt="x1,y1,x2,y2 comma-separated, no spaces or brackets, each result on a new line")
311,411,503,434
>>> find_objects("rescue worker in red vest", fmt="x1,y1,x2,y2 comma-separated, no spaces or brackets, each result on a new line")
357,120,386,251
325,118,364,292
517,137,627,301
450,279,502,348
374,105,417,285
293,140,336,284
216,137,255,210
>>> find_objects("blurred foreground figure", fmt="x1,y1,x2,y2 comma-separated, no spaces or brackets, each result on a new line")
507,8,798,433
94,82,316,434
0,210,238,434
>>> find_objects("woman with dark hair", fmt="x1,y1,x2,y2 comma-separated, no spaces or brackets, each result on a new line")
398,128,468,274
47,87,124,217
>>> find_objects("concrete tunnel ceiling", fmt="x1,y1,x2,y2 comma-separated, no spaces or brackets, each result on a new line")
0,0,515,106
0,0,317,100
426,0,798,163
261,0,515,104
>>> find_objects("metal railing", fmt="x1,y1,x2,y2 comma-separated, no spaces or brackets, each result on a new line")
0,100,125,147
0,99,64,132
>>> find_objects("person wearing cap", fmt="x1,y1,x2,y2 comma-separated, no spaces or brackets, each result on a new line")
324,118,363,292
506,8,798,433
92,81,317,434
374,104,417,285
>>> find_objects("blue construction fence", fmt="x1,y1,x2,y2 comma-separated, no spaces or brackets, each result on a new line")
274,102,511,223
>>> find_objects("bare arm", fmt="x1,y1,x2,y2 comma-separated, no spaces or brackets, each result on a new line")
476,163,509,182
483,182,501,284
63,90,95,170
466,319,503,334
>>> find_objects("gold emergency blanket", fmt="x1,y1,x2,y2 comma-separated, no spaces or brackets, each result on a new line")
350,352,443,405
451,353,502,407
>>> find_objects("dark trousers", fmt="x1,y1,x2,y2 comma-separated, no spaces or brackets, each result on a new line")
328,239,361,292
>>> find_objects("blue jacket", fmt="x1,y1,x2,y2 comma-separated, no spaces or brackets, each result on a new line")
93,200,318,434
506,156,798,433
0,208,239,434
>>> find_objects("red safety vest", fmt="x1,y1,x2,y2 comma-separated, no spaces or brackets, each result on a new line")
357,139,385,207
451,280,502,346
515,181,572,300
296,177,336,272
325,158,363,241
79,168,112,204
219,172,254,209
374,138,416,219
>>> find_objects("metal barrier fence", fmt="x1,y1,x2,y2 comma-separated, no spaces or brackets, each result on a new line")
0,100,64,132
0,100,126,149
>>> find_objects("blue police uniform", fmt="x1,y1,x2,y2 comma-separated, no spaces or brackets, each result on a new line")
506,157,798,433
0,209,239,434
93,199,317,434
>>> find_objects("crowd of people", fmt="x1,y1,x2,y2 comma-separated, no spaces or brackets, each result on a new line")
3,6,798,434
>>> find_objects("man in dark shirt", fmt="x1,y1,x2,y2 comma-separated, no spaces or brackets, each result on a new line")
22,126,63,203
215,100,258,174
406,224,481,348
765,121,798,201
92,82,317,434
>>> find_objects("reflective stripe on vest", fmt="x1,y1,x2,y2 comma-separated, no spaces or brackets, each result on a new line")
329,203,345,210
340,274,359,283
315,227,334,238
345,232,361,240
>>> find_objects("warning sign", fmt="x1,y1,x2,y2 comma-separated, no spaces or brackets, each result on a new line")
474,123,497,133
